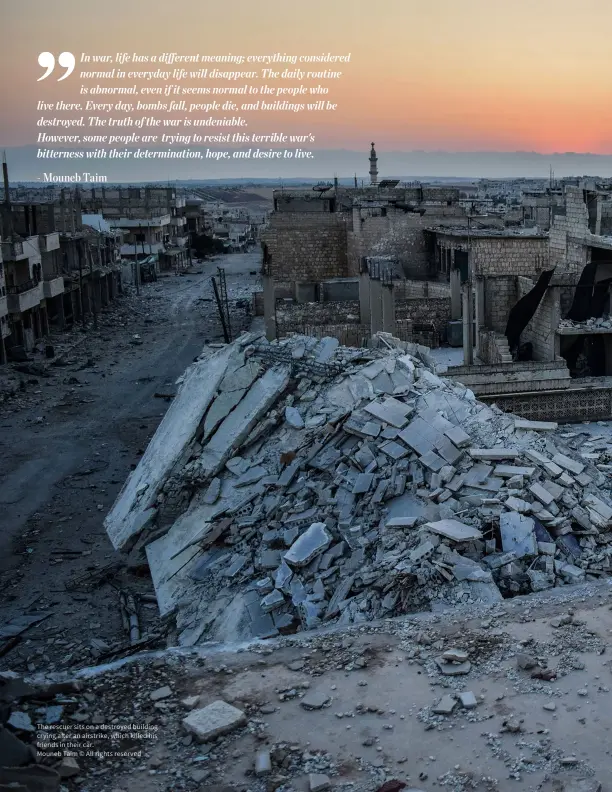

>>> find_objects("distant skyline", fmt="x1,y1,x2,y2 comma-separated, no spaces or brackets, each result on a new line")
6,146,612,183
2,0,612,177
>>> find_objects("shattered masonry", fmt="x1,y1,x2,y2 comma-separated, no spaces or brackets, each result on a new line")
105,331,612,645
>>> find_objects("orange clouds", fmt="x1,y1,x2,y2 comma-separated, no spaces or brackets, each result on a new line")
2,0,612,153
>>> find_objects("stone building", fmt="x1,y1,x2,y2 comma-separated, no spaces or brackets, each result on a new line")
260,145,473,341
80,185,189,272
0,166,124,360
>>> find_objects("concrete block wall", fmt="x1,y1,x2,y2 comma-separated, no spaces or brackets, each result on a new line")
392,280,451,300
522,287,560,361
301,323,369,347
262,213,349,283
252,291,264,316
395,297,451,340
348,209,464,280
276,300,360,336
549,187,589,269
483,276,517,333
472,237,548,277
436,235,548,278
478,330,504,365
481,385,612,423
445,359,570,396
517,276,534,298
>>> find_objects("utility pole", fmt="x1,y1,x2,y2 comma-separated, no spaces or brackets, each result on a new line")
88,242,98,330
77,241,85,327
463,214,474,365
134,231,140,295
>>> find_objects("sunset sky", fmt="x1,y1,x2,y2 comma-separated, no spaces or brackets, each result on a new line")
1,0,611,171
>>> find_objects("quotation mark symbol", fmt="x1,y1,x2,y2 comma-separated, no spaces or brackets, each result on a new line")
37,52,76,81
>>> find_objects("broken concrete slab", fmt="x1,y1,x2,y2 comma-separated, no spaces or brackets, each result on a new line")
529,482,555,507
284,523,332,567
309,773,331,792
419,450,446,472
435,658,472,675
352,473,374,494
500,512,537,558
494,465,536,478
458,691,478,709
300,691,331,710
552,452,584,475
182,700,246,742
285,406,304,429
424,519,483,542
514,418,558,431
194,365,290,479
398,416,440,456
203,389,246,440
105,343,234,550
202,477,221,505
469,448,520,461
315,336,339,363
444,424,471,448
385,516,419,529
379,440,408,460
235,465,268,488
432,695,457,714
365,397,412,428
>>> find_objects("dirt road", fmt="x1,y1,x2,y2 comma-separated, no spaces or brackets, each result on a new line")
0,252,261,674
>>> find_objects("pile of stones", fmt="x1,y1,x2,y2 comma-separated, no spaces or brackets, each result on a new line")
139,333,612,644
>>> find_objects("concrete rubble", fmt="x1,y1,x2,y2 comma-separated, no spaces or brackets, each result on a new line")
104,330,612,645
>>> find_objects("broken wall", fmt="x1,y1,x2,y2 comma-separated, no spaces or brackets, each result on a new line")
347,209,465,280
301,323,370,347
262,213,349,283
276,300,360,337
522,287,561,362
392,280,451,300
549,187,590,270
395,297,451,342
478,330,505,365
436,234,548,279
483,276,517,333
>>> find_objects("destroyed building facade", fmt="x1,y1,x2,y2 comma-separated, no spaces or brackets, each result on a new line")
0,166,124,361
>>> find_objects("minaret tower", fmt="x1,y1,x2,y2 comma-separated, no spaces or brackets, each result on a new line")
369,142,378,185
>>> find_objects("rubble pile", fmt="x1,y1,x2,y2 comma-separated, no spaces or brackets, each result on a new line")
105,332,612,646
559,317,612,330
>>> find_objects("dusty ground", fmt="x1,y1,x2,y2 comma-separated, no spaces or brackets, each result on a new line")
0,251,262,674
7,577,611,792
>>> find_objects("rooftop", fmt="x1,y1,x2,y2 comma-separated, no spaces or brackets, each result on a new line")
427,226,548,238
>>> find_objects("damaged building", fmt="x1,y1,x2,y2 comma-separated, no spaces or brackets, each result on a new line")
80,185,190,273
259,145,480,344
443,184,612,422
257,152,612,425
0,162,124,361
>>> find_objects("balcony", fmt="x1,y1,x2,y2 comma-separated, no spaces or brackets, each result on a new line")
42,276,65,299
1,239,25,261
39,232,61,253
6,280,43,313
120,242,164,256
110,215,171,229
